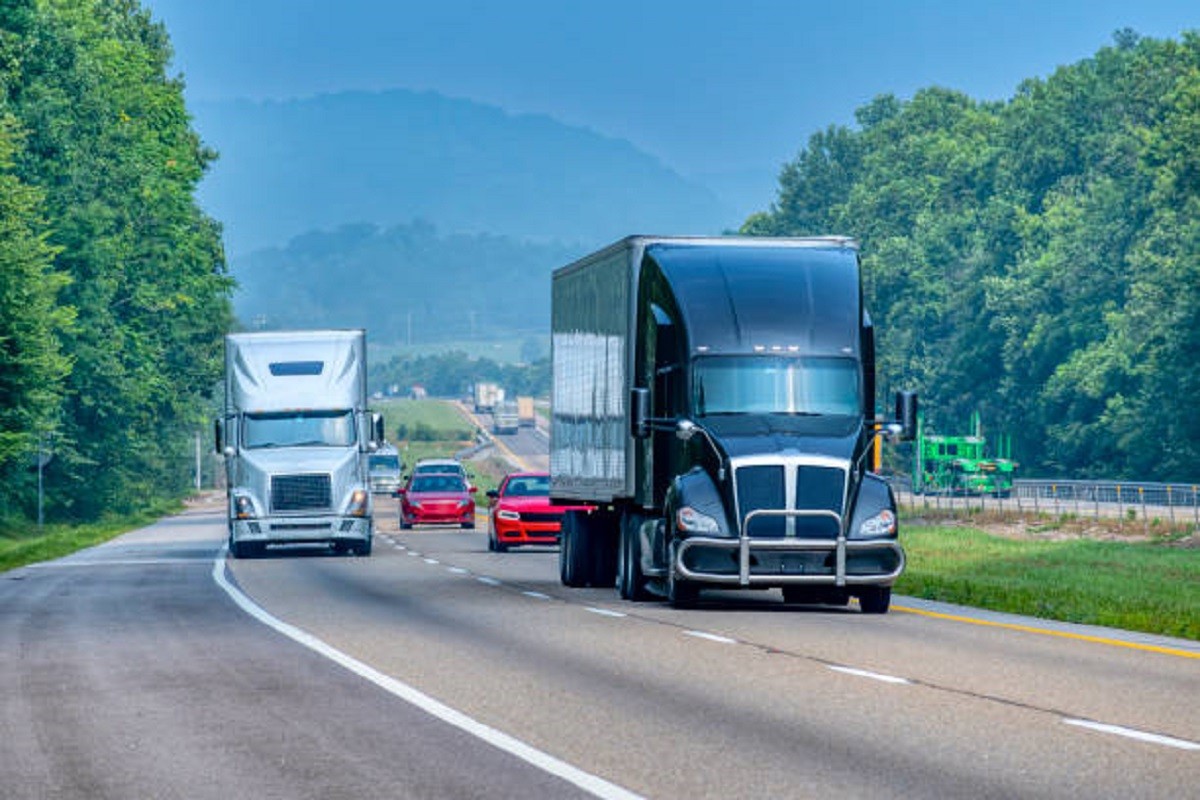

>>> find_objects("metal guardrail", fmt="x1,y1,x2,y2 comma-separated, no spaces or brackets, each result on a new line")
890,477,1200,527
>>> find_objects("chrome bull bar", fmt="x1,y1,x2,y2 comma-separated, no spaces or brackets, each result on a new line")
675,509,904,588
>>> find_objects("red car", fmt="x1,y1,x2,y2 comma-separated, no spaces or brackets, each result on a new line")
399,472,476,529
486,471,581,551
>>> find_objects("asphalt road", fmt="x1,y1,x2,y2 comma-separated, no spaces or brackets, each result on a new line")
4,495,1196,799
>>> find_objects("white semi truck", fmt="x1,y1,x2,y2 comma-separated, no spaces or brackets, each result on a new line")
216,330,383,557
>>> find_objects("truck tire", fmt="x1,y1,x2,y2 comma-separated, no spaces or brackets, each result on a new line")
857,586,891,614
229,539,258,559
617,513,651,601
587,513,618,588
667,568,698,609
559,511,589,587
356,535,373,556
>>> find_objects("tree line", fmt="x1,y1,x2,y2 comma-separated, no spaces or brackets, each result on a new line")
0,0,231,522
744,30,1200,481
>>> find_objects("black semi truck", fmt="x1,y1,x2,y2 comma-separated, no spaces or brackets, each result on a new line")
549,236,916,611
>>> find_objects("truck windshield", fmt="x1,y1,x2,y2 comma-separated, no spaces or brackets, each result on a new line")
369,455,400,471
243,410,356,448
692,356,860,417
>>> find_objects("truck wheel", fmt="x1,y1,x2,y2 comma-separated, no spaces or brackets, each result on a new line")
668,568,698,609
857,586,891,614
587,512,618,588
617,514,650,601
559,511,589,587
356,536,373,557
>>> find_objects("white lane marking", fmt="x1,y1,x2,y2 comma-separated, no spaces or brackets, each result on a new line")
424,558,440,565
406,551,420,557
1064,718,1200,751
584,607,627,619
446,567,469,575
477,577,503,587
684,630,737,644
522,591,551,600
827,665,911,685
212,552,643,800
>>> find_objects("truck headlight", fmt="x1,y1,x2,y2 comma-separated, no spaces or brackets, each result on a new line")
234,495,256,520
858,509,896,537
677,505,721,534
347,489,370,518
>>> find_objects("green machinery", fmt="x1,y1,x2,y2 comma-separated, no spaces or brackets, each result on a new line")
912,411,1017,496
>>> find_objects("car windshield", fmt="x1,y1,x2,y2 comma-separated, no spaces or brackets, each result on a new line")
692,356,860,417
503,475,550,497
369,455,400,471
243,410,356,448
415,462,462,475
411,475,466,493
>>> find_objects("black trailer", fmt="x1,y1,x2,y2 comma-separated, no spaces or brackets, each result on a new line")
550,236,915,610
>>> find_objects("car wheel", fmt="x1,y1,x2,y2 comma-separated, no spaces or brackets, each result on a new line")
400,517,413,530
857,586,891,614
461,521,475,530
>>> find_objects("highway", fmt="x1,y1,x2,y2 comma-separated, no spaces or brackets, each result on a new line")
3,492,1197,799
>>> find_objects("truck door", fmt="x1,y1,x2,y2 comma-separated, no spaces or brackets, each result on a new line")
651,306,682,506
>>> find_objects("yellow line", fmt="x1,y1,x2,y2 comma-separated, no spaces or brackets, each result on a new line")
489,435,531,472
893,605,1200,660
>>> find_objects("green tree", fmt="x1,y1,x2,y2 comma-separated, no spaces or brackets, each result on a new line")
0,114,72,514
1,0,232,518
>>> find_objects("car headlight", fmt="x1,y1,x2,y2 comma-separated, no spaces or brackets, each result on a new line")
676,505,721,534
497,509,520,521
234,495,256,520
858,509,896,537
347,489,370,518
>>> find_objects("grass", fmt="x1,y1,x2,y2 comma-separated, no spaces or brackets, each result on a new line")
0,500,183,574
895,523,1200,640
373,398,503,493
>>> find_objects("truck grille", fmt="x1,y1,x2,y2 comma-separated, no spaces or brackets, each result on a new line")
271,474,332,513
735,464,845,539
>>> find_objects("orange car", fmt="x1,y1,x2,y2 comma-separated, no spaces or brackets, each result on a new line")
486,472,584,551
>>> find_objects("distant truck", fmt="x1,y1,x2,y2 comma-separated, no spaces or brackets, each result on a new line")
912,410,1016,496
216,330,384,558
368,443,404,495
550,236,916,611
473,381,504,413
492,400,520,435
517,396,537,428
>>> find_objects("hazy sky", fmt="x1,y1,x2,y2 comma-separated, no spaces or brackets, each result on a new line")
142,0,1198,216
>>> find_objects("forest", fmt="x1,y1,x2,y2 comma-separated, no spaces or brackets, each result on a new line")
1,3,1198,533
744,30,1200,481
0,0,232,521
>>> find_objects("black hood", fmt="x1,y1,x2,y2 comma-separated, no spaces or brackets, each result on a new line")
699,414,863,463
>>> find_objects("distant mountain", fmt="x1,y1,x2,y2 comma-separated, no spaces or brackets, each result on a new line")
192,90,735,255
233,221,579,347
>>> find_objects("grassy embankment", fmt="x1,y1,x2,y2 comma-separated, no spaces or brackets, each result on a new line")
0,500,184,574
896,518,1199,640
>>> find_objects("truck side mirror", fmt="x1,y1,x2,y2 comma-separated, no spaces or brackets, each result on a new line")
373,413,385,446
630,387,651,439
895,391,918,441
213,418,223,454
